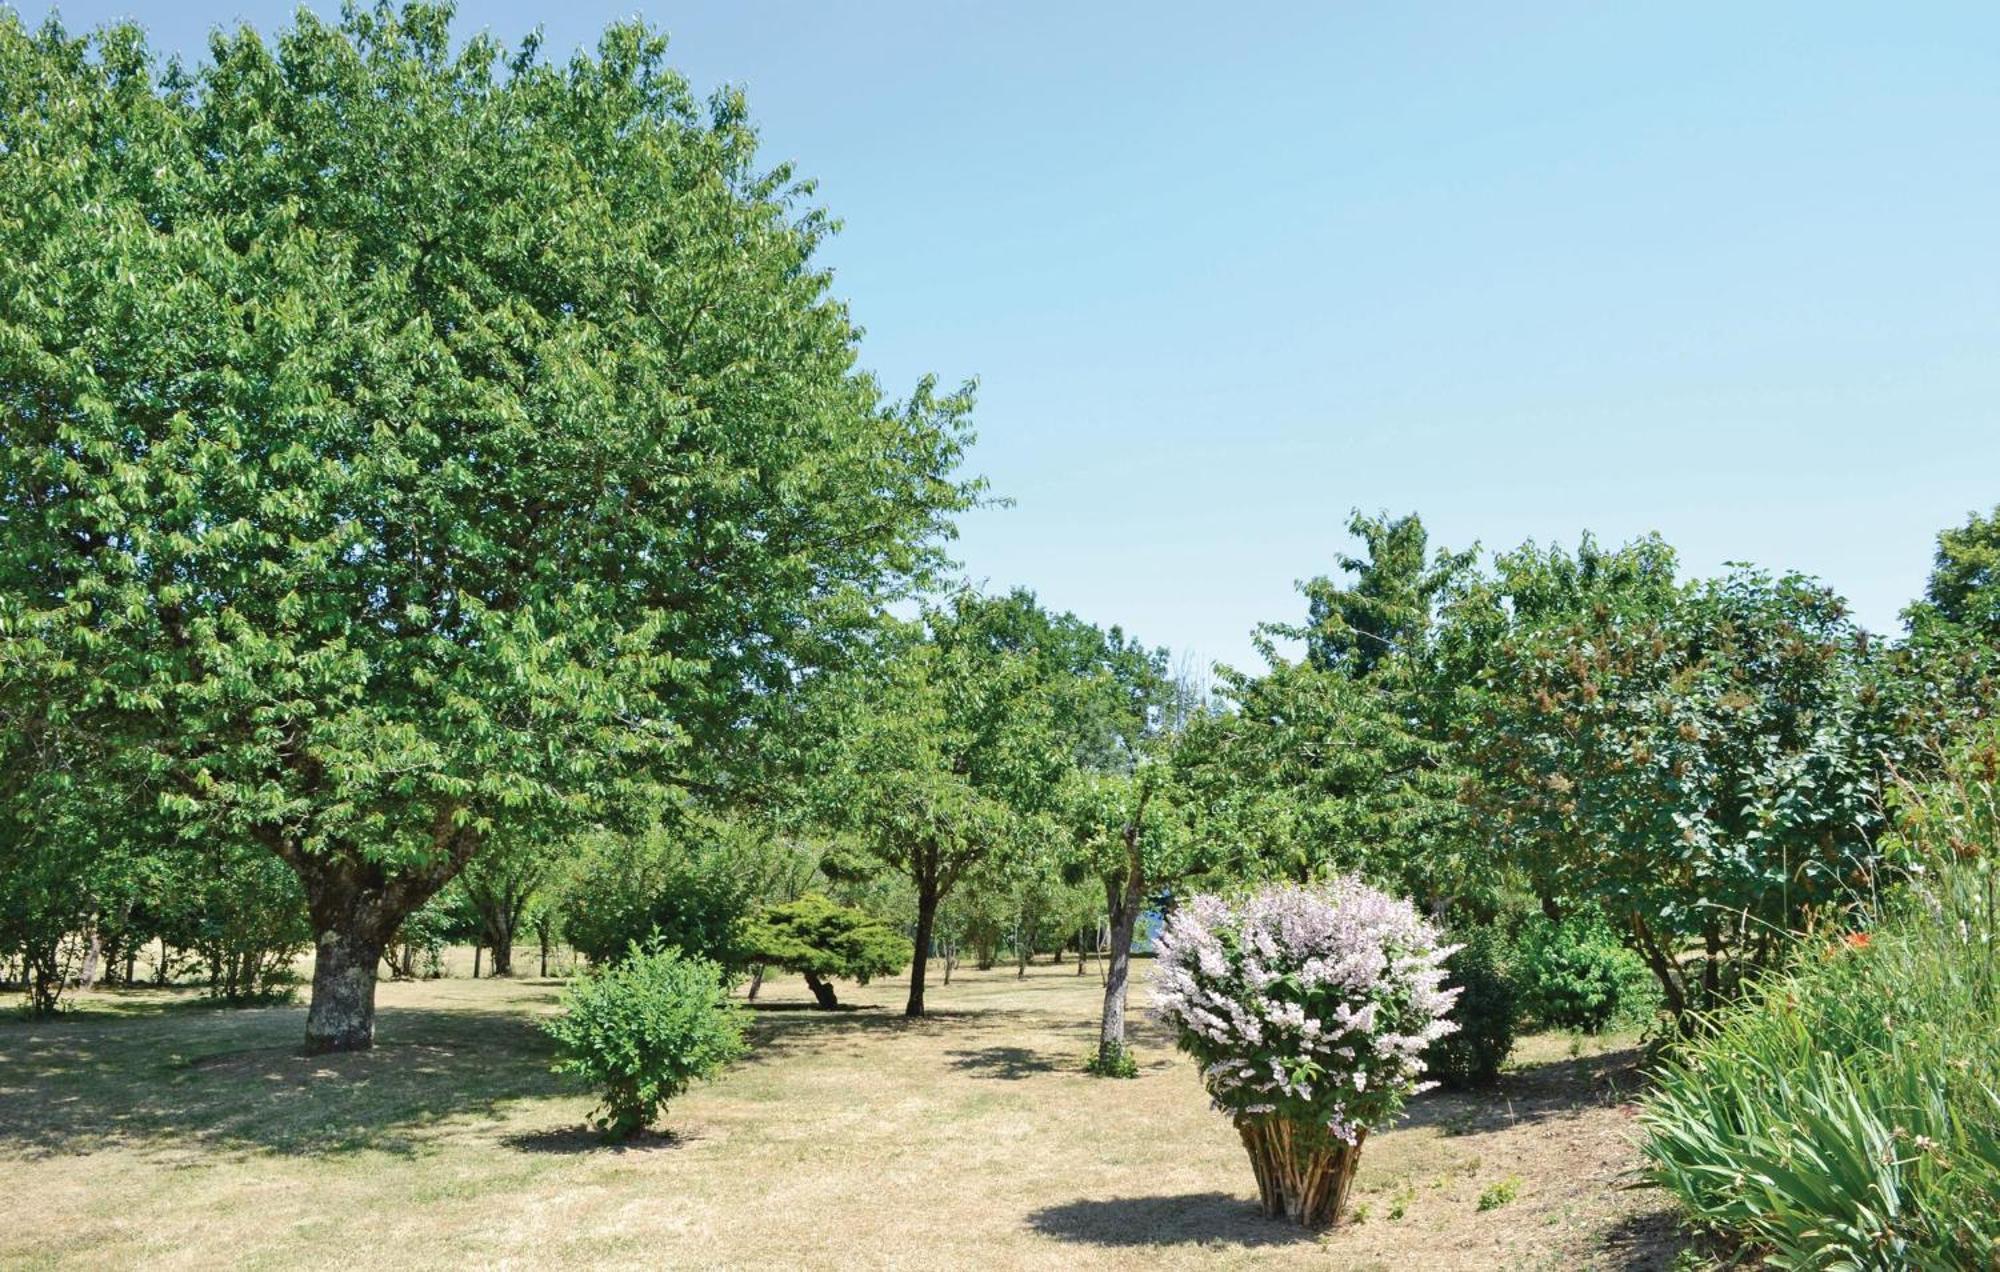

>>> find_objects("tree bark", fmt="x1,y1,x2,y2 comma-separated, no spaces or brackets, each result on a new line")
305,928,386,1054
906,873,939,1017
1096,811,1148,1070
803,969,840,1010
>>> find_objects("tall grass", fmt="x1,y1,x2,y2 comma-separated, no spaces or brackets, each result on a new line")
1640,757,2000,1269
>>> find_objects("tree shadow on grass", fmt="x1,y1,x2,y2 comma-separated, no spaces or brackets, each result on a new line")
944,1044,1064,1080
502,1124,702,1156
1397,1045,1648,1138
0,997,568,1161
1026,1192,1314,1249
734,1003,989,1065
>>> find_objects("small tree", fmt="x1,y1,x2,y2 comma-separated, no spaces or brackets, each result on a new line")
1154,878,1459,1231
543,938,746,1140
738,894,910,1009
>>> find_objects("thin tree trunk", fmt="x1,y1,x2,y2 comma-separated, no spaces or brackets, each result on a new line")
1630,911,1688,1020
472,945,483,979
747,963,766,1000
906,873,939,1017
1096,798,1151,1070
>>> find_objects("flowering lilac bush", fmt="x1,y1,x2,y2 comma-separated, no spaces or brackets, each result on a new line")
1153,877,1460,1229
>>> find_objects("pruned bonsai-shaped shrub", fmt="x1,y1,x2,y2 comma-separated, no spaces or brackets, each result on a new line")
738,894,911,1009
1154,878,1460,1230
542,938,746,1140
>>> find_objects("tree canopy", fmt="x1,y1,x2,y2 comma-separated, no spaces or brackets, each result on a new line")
0,3,976,1049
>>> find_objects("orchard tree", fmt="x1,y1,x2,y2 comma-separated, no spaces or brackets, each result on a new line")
1466,565,1892,1019
815,592,1072,1016
0,6,975,1050
1177,513,1480,910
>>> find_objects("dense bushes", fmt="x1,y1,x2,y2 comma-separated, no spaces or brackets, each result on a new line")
1641,737,2000,1268
1424,926,1517,1087
1512,913,1656,1033
543,939,747,1140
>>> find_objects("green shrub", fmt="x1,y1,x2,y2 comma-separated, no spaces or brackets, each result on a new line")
1424,925,1516,1088
542,938,747,1140
1084,1039,1140,1079
1513,912,1654,1033
1641,857,2000,1267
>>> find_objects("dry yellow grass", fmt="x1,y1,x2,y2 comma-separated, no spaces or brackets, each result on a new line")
0,956,1683,1270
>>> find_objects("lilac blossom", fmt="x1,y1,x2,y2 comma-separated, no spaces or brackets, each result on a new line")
1153,876,1460,1145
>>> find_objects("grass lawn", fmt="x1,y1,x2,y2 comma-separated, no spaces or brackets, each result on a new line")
0,955,1684,1270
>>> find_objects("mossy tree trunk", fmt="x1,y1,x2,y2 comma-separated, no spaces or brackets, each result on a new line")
1237,1118,1367,1231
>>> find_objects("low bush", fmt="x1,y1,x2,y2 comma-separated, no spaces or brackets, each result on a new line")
1424,924,1516,1088
543,938,747,1140
1513,912,1655,1033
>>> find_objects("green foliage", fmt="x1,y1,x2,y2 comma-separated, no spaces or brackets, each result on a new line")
558,828,750,970
0,2,975,1043
1467,556,1892,1018
1641,878,2000,1266
1176,512,1485,910
1642,729,2000,1267
543,938,747,1141
1083,1039,1140,1079
739,894,909,983
164,840,312,1003
1476,1176,1520,1211
1423,925,1516,1088
1512,913,1655,1034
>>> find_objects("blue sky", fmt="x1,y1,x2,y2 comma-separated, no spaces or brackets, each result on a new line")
22,2,2000,670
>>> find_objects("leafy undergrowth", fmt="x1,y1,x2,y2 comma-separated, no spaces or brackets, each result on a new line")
2,955,1682,1269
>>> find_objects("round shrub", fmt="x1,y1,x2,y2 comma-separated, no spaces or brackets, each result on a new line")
542,938,747,1140
1424,925,1516,1088
1153,877,1459,1230
1514,912,1654,1033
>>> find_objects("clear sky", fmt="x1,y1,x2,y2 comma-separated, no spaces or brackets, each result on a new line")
20,2,2000,670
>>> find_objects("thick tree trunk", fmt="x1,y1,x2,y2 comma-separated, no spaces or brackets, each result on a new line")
803,969,840,1010
906,876,939,1017
489,928,514,977
277,822,476,1053
305,928,386,1054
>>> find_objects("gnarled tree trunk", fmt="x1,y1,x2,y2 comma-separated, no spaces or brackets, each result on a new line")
803,969,839,1009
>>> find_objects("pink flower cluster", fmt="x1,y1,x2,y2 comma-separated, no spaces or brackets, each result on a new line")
1153,877,1460,1143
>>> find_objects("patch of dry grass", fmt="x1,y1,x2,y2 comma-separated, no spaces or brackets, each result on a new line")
0,956,1684,1269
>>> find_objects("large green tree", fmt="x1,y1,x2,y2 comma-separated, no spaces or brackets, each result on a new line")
1465,561,1892,1019
0,6,974,1050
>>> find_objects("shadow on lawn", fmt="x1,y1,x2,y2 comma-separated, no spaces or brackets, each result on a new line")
944,1044,1064,1080
1026,1192,1313,1248
1397,1045,1647,1137
0,997,567,1161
